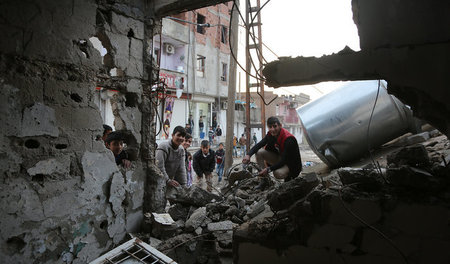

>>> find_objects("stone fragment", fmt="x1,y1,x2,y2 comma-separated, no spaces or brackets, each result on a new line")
195,227,203,235
231,215,244,224
185,207,207,232
338,167,384,192
150,213,177,239
206,202,229,215
167,185,222,207
387,166,440,191
168,203,191,221
227,165,254,185
21,103,59,137
234,196,246,209
207,221,235,232
235,189,250,199
386,144,430,168
405,132,430,145
246,200,266,218
224,206,240,217
214,231,233,249
267,173,319,211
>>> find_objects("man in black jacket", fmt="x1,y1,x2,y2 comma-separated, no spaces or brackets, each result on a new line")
193,140,216,192
243,117,302,189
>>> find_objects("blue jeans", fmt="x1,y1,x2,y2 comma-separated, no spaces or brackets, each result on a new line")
216,163,224,182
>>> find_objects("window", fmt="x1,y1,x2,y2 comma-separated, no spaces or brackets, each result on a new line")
154,48,160,64
197,55,205,77
220,25,228,44
221,63,227,82
197,14,206,34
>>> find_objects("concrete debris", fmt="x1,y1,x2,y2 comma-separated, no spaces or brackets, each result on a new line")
337,168,384,192
405,131,430,145
387,144,430,168
168,203,192,221
185,207,207,232
166,185,222,207
207,221,235,232
267,173,319,211
387,166,441,191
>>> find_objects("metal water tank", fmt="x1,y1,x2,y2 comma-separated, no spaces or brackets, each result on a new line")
297,80,418,168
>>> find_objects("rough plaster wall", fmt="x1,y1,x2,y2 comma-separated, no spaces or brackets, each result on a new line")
234,194,450,264
0,0,148,262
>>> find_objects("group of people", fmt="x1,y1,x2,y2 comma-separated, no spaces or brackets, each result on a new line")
156,126,225,193
186,114,223,144
232,132,258,158
102,115,302,197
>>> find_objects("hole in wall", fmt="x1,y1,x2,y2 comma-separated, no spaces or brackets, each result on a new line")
32,174,44,183
24,139,40,149
125,93,138,107
6,236,26,255
100,220,108,230
127,29,135,38
70,93,83,103
55,144,68,149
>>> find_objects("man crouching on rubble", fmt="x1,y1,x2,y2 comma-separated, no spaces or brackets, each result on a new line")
156,126,187,190
242,116,302,190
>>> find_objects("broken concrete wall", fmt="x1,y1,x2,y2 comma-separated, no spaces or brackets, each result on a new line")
234,188,450,264
263,0,450,138
0,0,149,262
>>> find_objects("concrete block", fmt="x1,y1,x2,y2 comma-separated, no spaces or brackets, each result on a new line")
167,185,222,207
70,107,104,131
185,207,207,232
337,168,383,192
126,169,145,210
387,166,440,191
21,103,59,137
207,221,235,232
44,80,93,107
386,144,430,167
307,224,355,249
111,12,144,40
268,173,319,211
361,229,420,257
385,203,450,238
406,132,430,145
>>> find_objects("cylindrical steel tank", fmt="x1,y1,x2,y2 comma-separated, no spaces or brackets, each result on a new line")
297,80,418,168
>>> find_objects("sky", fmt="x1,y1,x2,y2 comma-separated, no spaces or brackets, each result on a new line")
236,0,361,101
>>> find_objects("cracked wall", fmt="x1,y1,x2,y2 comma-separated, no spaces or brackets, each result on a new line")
0,0,150,262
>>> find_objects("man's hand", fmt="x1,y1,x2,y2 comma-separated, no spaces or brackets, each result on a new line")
167,179,180,187
258,167,269,177
122,159,131,168
242,155,251,164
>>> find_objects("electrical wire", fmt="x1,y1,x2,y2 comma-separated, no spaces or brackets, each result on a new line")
337,186,409,264
366,80,384,178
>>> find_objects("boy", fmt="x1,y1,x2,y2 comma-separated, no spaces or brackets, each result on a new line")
193,140,215,192
215,143,225,182
105,131,131,168
156,126,187,189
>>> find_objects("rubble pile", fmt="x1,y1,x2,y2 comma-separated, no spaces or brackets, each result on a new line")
137,164,280,264
233,130,450,263
137,130,449,264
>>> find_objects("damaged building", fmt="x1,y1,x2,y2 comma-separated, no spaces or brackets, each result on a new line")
0,0,449,264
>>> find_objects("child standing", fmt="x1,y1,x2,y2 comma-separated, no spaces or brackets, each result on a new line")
215,143,225,182
193,140,215,192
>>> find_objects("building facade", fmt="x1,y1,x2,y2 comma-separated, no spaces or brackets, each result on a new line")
154,3,233,143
